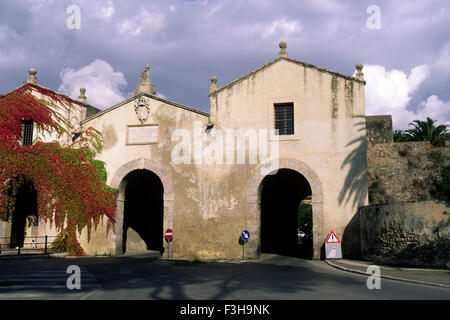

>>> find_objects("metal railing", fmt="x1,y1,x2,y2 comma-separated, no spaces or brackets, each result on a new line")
0,235,59,256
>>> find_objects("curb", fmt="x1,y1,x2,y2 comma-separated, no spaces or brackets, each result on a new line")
0,253,68,260
325,259,450,289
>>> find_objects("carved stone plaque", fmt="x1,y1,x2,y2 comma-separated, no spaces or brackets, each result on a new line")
134,97,150,124
126,125,158,145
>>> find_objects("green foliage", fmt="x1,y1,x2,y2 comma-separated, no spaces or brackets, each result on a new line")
51,232,68,253
428,149,446,165
368,180,380,204
397,145,411,157
0,85,117,255
405,117,449,146
393,118,449,146
95,251,111,256
435,165,450,206
393,130,409,142
298,202,312,233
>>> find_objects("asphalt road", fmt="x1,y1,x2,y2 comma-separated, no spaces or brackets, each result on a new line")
0,254,449,300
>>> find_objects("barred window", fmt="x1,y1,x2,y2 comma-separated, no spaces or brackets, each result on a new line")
21,120,34,146
274,103,294,135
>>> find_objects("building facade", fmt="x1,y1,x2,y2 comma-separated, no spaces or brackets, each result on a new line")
1,42,369,259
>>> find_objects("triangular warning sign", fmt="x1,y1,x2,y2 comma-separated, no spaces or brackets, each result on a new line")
325,231,340,244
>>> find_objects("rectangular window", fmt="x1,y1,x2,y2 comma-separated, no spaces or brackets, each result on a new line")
274,103,294,135
21,120,34,146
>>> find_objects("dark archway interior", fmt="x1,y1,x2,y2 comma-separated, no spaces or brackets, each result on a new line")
260,169,313,258
123,170,164,254
10,179,38,248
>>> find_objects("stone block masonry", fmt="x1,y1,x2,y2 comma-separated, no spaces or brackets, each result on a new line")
359,201,449,268
366,115,393,146
367,141,450,204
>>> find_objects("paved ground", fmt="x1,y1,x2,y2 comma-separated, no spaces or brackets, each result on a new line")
326,259,450,288
0,253,449,300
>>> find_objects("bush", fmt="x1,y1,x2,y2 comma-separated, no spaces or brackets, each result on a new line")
428,149,445,165
435,165,450,206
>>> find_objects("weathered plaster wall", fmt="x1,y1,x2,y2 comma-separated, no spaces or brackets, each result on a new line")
77,57,368,260
359,201,449,267
210,58,368,258
31,87,86,145
1,57,369,259
80,95,212,257
0,218,61,252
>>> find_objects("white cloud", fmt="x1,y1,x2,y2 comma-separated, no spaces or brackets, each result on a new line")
362,64,450,129
433,42,450,77
205,3,222,19
362,64,425,129
252,18,301,39
417,95,450,126
307,0,348,13
117,10,166,37
96,1,115,22
58,59,127,110
184,0,209,6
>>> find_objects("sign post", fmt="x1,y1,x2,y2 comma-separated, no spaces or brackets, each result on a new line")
325,230,342,259
240,230,250,261
165,229,173,259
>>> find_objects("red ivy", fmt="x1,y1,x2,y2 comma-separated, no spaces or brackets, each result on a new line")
0,84,117,255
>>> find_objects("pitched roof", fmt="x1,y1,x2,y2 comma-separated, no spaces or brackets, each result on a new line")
3,83,80,104
209,56,366,96
1,82,102,116
81,92,209,124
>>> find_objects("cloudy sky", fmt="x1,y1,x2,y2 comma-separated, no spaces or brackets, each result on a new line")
0,0,448,129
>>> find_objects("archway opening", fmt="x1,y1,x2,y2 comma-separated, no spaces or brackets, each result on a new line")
10,178,38,248
260,168,313,258
122,169,164,254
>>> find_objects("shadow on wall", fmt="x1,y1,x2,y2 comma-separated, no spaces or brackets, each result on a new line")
339,118,369,258
360,202,450,268
9,177,38,249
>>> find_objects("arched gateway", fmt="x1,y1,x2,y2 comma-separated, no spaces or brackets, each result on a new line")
246,158,324,259
110,158,174,255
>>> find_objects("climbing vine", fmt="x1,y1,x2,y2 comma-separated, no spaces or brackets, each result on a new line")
0,84,117,255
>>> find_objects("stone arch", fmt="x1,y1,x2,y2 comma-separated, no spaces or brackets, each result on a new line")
110,158,174,255
246,158,324,259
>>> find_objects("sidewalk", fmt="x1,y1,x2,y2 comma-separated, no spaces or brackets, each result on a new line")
325,259,450,289
0,252,68,260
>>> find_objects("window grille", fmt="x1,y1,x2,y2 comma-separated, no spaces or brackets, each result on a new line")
274,103,294,135
21,121,34,146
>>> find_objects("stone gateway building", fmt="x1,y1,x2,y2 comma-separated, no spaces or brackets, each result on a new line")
1,42,370,260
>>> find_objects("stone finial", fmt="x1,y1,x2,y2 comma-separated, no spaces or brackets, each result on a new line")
210,76,218,93
278,41,288,57
77,87,87,104
356,63,364,80
26,68,38,84
135,64,156,95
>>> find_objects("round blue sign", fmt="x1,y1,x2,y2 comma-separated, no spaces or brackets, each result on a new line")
241,230,250,242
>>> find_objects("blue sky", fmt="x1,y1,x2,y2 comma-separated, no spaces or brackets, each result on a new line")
0,0,449,129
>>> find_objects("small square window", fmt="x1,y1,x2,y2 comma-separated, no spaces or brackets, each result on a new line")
274,103,294,135
21,120,34,146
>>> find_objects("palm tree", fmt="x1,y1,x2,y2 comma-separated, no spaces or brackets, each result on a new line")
393,129,409,142
405,117,449,146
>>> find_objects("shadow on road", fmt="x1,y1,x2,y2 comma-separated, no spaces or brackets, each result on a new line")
0,255,366,300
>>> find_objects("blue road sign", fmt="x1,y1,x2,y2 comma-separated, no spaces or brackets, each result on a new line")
241,230,250,242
